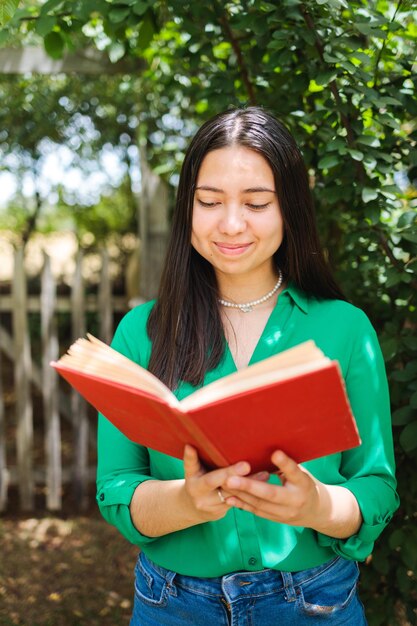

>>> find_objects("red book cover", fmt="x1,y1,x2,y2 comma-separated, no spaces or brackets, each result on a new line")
53,341,361,473
185,363,360,472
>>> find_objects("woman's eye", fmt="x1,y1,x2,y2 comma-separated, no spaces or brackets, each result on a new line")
247,202,270,210
197,200,219,207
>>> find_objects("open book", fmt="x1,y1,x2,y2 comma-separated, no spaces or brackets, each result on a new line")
52,335,360,473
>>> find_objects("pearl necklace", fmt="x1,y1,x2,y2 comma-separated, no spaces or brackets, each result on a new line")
218,269,283,313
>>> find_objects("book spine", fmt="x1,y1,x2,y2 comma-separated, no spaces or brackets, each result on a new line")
178,410,230,469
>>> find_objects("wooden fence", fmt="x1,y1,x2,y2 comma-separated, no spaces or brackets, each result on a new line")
0,247,129,512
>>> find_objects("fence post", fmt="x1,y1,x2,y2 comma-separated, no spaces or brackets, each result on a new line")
71,249,89,510
98,248,113,344
41,252,62,510
13,247,34,510
139,145,169,300
0,346,8,511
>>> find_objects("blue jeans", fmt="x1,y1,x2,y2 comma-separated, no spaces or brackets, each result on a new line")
130,551,367,625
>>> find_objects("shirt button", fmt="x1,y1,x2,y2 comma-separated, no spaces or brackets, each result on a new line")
248,557,257,566
99,493,105,501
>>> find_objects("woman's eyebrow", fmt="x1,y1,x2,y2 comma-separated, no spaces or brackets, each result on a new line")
244,187,276,193
196,185,275,193
195,185,223,192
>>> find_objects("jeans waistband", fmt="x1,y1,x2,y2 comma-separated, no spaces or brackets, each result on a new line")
140,552,343,602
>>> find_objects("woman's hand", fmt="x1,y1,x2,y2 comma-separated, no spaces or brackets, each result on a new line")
222,450,362,538
223,450,322,527
183,445,269,523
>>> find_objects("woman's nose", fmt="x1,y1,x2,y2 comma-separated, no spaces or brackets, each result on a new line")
218,206,246,235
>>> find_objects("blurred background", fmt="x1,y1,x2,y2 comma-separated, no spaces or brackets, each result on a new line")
0,1,416,624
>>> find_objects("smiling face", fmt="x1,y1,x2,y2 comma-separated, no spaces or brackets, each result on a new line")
191,145,284,290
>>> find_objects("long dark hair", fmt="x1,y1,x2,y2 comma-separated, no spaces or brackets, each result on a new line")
147,106,346,389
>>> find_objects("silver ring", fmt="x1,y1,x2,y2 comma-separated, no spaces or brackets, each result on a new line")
217,488,226,503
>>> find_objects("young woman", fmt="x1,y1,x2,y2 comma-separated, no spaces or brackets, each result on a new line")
96,107,399,625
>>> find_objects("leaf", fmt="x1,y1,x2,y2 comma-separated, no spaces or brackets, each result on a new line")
108,42,125,63
195,99,208,114
401,232,417,244
40,0,65,14
392,407,415,426
410,390,417,409
323,52,340,63
326,138,345,152
385,270,403,288
355,22,385,37
357,135,381,148
388,529,405,549
354,22,374,35
315,70,338,86
379,152,394,164
0,26,10,44
328,0,348,7
378,114,400,130
272,31,289,42
403,336,417,351
75,0,104,20
317,0,347,5
363,155,377,170
380,185,398,194
396,566,411,595
133,0,150,16
35,15,56,37
379,96,403,107
0,0,20,25
308,79,325,94
348,149,364,161
109,7,131,23
137,13,154,51
380,337,398,361
398,211,417,229
399,421,417,453
401,541,417,570
362,188,378,203
213,42,232,60
44,31,65,59
391,361,417,382
317,155,339,169
372,551,390,575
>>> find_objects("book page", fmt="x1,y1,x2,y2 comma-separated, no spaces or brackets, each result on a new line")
53,337,331,414
53,335,178,407
180,341,330,412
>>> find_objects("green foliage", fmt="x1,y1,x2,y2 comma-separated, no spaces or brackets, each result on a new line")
65,177,138,242
0,0,20,26
1,0,417,622
0,73,141,243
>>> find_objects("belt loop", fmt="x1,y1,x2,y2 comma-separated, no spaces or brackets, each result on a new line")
281,571,296,602
144,553,178,596
165,568,177,597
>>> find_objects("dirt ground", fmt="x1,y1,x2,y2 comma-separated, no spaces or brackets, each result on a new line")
0,342,139,625
0,510,139,626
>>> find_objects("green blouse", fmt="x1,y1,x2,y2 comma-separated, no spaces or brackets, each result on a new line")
96,283,399,576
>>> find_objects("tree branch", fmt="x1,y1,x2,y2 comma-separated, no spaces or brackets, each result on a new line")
373,0,404,88
21,191,42,247
372,225,417,292
214,4,257,105
298,3,366,182
17,11,73,22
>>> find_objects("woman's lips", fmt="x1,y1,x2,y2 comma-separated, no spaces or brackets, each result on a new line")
214,242,253,256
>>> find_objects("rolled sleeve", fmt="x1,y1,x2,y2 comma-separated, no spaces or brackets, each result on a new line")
317,311,399,560
96,304,159,546
96,470,158,546
316,478,398,560
97,412,160,546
